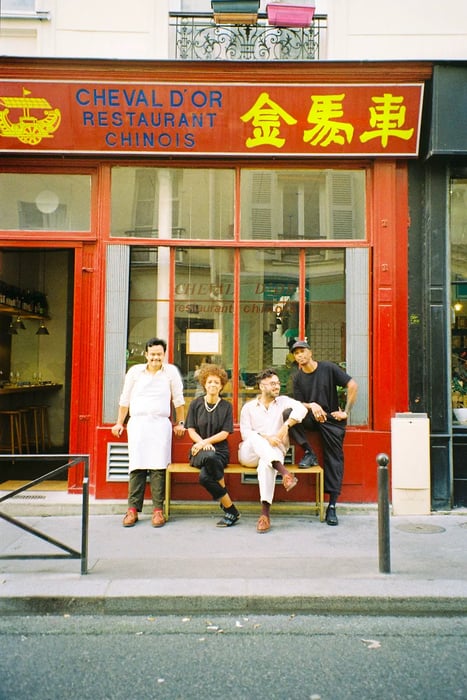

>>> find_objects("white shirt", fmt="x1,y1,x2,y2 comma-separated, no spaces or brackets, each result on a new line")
240,394,307,440
119,362,184,417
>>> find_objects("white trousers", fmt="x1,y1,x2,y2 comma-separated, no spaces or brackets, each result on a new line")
238,432,284,504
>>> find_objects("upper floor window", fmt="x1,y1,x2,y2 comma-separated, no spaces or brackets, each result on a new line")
1,0,35,13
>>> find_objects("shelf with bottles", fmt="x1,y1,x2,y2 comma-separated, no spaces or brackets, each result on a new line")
0,280,49,320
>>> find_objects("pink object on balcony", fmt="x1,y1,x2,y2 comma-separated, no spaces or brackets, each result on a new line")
266,4,315,28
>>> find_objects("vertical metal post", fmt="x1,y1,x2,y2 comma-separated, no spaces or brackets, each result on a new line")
80,456,89,575
377,452,391,573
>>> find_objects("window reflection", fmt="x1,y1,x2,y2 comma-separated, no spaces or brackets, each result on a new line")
173,248,234,412
239,248,300,412
0,174,91,231
111,166,234,239
240,169,365,240
123,243,368,424
305,249,346,363
450,179,467,418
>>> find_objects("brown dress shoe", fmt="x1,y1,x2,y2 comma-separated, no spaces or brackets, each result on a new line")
282,473,298,492
256,514,271,533
123,508,138,527
152,509,166,528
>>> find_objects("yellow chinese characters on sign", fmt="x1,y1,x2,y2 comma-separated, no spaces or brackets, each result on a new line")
303,94,354,147
240,91,297,149
241,90,417,152
359,93,414,148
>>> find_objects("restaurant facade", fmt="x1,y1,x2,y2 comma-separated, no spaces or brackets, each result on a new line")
2,56,458,507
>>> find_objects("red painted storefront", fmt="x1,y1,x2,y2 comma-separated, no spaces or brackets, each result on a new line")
0,58,433,503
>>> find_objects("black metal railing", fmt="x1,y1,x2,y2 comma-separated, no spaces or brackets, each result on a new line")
169,11,327,61
0,454,89,575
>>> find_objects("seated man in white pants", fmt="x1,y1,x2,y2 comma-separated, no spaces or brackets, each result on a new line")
238,368,307,533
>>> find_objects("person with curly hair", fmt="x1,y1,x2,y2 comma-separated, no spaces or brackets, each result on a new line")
186,364,240,527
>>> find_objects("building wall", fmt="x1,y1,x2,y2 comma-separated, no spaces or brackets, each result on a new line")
1,0,467,61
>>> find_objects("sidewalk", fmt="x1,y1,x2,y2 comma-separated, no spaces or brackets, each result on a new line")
1,492,466,616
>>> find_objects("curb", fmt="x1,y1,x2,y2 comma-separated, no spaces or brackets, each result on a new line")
1,595,466,617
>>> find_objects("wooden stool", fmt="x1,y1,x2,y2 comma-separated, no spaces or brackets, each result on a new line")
0,410,23,454
29,405,51,452
17,408,31,454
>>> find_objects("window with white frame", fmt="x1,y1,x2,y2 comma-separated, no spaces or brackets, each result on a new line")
1,0,36,13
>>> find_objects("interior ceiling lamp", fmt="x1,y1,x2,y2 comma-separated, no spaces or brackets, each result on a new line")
36,321,49,335
14,316,26,330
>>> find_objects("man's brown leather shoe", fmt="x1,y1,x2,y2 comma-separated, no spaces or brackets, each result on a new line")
282,473,298,492
152,509,166,528
256,514,271,533
122,508,138,527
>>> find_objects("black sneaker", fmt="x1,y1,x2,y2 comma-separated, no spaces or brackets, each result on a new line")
299,451,319,468
216,512,240,528
326,505,339,526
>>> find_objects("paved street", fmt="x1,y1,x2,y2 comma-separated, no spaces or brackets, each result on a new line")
0,614,466,700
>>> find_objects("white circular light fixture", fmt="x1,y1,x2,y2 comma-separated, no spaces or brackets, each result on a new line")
35,190,59,214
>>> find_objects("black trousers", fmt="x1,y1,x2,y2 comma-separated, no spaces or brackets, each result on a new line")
191,450,228,501
289,413,346,496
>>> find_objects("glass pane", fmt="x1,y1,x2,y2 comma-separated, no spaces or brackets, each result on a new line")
304,248,346,412
2,0,35,11
111,166,234,239
239,248,300,415
173,248,234,412
0,174,91,231
127,247,161,365
240,169,365,240
303,248,370,425
450,179,467,421
305,249,346,363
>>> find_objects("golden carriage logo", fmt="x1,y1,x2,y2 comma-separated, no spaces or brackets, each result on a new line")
0,87,61,145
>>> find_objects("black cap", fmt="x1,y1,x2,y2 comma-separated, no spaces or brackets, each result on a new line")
291,340,310,351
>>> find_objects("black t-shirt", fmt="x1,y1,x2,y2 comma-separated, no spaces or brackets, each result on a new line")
185,396,233,461
293,362,351,414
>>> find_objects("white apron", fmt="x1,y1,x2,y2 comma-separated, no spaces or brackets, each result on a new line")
127,414,172,471
124,369,175,472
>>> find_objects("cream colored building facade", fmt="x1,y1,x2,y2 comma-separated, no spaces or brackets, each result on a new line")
1,0,467,61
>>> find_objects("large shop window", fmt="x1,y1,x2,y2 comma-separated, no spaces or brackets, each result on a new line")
450,178,467,421
0,174,91,231
103,245,369,425
104,163,368,424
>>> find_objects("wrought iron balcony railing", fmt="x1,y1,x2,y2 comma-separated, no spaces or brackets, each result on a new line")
169,11,327,61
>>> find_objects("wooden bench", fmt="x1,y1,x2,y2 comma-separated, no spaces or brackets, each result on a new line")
164,463,324,522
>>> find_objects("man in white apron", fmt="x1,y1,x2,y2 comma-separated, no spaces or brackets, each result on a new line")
111,337,185,528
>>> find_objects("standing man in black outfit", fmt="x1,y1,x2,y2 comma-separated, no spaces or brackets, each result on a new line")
287,340,358,526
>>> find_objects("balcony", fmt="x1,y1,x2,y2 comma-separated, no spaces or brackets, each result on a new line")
169,11,327,61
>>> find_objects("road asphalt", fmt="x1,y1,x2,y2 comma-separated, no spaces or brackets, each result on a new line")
1,491,466,616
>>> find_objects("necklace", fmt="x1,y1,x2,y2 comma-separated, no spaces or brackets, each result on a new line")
204,397,220,413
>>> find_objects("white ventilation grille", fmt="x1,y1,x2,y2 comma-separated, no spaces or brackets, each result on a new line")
107,442,130,481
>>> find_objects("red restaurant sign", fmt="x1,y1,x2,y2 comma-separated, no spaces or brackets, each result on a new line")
0,81,424,156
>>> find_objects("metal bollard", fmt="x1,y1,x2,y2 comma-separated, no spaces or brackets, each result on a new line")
377,452,391,573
